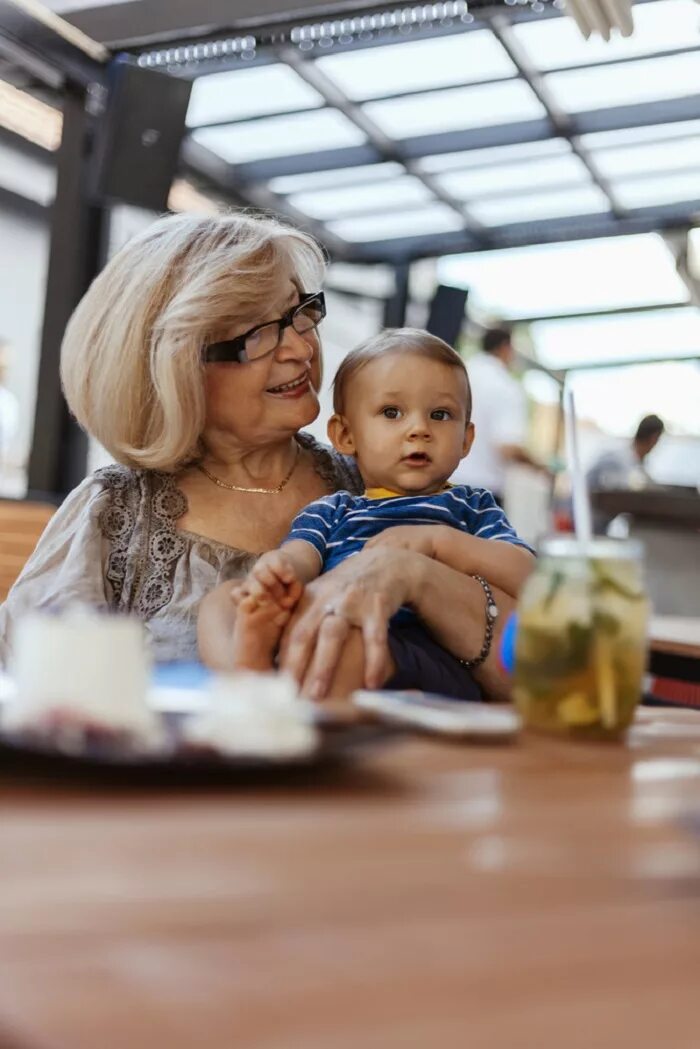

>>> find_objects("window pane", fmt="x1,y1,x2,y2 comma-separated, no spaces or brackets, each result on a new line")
579,119,700,152
436,154,591,199
612,172,700,209
269,162,403,194
438,234,689,317
568,362,700,447
590,137,700,179
192,110,366,162
327,204,464,241
545,54,700,112
187,65,324,126
419,138,571,173
530,308,700,369
288,176,433,219
469,185,609,225
364,80,545,138
315,30,515,100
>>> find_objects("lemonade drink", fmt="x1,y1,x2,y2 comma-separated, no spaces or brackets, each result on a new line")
513,537,649,739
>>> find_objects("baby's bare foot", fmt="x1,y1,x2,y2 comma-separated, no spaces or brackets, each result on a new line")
231,595,290,672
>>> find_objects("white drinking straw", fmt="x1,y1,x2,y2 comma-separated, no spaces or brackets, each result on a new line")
564,385,593,545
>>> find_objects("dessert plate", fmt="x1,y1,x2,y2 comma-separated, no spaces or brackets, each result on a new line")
0,665,396,783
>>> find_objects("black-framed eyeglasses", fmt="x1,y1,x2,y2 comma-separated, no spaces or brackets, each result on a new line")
204,291,326,364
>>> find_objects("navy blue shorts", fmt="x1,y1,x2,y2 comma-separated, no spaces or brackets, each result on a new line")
385,622,482,702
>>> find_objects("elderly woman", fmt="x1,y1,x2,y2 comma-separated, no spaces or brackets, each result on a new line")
0,212,513,701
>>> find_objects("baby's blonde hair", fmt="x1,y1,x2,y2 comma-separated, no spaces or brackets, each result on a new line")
61,211,326,471
333,327,471,419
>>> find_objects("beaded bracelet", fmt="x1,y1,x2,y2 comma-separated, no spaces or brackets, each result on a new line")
459,574,499,669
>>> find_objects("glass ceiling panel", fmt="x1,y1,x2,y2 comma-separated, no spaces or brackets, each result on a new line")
529,308,700,370
192,110,366,163
568,361,700,440
288,176,433,220
364,80,545,139
611,172,700,210
268,162,403,194
435,154,591,200
511,1,700,72
327,204,464,242
579,120,700,152
438,234,689,318
314,30,516,101
418,139,572,174
545,54,700,113
469,185,609,225
590,137,700,180
186,65,323,127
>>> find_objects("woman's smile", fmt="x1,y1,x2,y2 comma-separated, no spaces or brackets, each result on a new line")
266,371,312,398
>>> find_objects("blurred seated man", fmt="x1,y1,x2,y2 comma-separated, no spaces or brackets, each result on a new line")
587,414,665,533
587,414,664,493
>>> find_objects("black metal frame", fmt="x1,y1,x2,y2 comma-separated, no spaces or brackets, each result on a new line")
649,650,700,686
1,0,110,497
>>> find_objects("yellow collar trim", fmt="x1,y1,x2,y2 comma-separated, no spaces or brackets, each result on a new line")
364,483,453,500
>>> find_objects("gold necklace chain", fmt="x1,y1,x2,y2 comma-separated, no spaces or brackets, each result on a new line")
196,444,299,494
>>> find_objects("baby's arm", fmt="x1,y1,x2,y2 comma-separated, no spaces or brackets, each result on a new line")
367,526,533,599
245,541,322,608
431,529,534,598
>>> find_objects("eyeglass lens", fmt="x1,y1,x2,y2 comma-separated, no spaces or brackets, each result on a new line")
244,297,324,361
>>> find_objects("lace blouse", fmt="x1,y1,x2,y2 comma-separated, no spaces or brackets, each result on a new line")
0,434,362,666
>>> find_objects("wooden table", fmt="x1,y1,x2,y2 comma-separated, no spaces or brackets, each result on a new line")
0,709,699,1049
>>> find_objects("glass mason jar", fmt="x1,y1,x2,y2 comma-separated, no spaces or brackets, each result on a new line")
513,537,650,739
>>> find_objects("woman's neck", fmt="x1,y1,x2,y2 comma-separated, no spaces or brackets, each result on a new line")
200,434,299,486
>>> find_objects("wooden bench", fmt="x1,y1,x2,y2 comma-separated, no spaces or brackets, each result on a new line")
0,500,55,601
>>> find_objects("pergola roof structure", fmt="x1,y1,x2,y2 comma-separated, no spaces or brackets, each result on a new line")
43,0,700,263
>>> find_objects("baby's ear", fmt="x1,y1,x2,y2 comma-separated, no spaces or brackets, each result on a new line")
462,421,476,458
327,414,356,456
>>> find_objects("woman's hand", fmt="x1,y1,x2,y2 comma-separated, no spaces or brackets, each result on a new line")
365,524,444,559
278,546,423,700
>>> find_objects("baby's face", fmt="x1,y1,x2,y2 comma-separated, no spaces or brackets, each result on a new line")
339,352,473,495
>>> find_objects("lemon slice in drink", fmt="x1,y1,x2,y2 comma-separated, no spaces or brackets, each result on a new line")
559,692,599,726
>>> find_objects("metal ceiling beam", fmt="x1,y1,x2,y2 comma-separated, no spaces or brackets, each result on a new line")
226,95,700,182
560,354,700,373
506,301,695,325
0,0,108,88
352,203,699,263
63,0,554,50
485,14,622,215
274,41,491,246
180,136,361,261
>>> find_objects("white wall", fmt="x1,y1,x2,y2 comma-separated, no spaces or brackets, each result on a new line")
0,203,50,494
305,288,383,445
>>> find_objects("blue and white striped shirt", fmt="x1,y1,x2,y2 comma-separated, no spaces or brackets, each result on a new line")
284,486,533,574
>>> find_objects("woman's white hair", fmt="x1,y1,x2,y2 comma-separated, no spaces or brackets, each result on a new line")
60,211,326,471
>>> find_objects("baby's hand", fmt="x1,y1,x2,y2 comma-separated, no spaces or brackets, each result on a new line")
365,525,444,559
245,550,303,609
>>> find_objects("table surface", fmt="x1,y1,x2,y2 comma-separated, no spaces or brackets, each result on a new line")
0,709,699,1049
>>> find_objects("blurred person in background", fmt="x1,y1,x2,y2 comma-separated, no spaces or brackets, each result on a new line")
0,339,19,476
587,414,665,493
450,326,546,504
587,413,665,533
